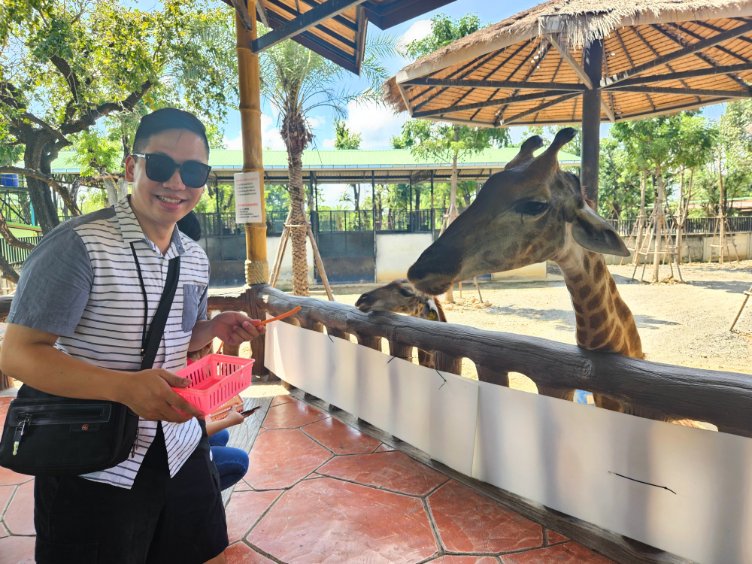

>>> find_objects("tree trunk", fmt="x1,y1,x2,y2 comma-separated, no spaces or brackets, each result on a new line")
633,171,647,266
0,253,19,284
717,151,726,264
287,149,309,296
676,168,686,265
24,136,60,233
652,167,666,283
103,175,125,205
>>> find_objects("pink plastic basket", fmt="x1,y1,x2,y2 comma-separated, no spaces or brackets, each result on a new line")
174,354,254,415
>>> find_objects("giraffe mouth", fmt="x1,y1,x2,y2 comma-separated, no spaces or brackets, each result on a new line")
355,295,374,312
408,271,454,295
408,255,459,295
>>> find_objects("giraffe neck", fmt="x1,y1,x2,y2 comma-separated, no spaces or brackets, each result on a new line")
555,248,643,358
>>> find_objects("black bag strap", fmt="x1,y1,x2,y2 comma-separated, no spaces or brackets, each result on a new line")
140,256,180,370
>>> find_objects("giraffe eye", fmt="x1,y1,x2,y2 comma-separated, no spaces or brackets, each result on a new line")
398,287,414,298
514,200,549,216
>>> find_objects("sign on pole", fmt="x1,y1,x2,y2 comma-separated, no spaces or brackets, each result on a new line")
234,171,262,223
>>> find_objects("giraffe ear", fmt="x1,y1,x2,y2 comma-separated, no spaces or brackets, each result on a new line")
571,205,631,257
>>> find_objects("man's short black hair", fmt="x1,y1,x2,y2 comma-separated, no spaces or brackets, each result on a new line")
132,108,209,155
177,211,202,242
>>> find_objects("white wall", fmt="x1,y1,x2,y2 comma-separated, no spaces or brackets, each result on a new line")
375,233,547,283
266,235,314,288
267,322,752,564
375,233,433,282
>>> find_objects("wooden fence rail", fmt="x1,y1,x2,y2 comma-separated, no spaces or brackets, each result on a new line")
210,285,752,439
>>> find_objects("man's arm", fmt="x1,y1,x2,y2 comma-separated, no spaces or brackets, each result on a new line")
189,311,264,352
0,323,203,422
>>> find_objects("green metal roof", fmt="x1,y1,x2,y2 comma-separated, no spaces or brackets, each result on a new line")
48,147,579,174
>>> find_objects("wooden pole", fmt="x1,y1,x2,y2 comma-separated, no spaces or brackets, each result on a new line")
236,1,268,285
718,152,726,264
581,39,603,208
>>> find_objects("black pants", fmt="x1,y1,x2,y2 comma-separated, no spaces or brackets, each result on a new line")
34,423,228,564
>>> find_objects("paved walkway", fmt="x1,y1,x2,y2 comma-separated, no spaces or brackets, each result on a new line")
0,391,612,563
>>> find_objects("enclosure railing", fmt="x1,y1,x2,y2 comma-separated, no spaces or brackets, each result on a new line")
207,285,752,562
196,209,443,236
195,211,752,237
210,286,752,439
0,235,43,266
609,215,752,236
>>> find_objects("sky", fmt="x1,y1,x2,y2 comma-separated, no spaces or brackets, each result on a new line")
221,0,726,154
222,0,544,152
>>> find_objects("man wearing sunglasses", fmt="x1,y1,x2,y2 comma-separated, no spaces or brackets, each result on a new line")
2,108,263,563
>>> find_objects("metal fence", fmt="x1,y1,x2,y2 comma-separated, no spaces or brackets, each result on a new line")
196,209,445,236
0,235,43,266
609,215,752,237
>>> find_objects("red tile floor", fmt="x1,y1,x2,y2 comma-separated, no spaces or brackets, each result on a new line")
0,393,613,563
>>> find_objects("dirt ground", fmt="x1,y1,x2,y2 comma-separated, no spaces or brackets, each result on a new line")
318,260,752,380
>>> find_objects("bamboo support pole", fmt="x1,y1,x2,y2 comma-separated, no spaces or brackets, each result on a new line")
236,1,268,285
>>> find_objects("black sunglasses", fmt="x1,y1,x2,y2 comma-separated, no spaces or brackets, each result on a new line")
132,152,211,188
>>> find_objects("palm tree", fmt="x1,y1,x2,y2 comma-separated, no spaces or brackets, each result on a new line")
259,34,392,295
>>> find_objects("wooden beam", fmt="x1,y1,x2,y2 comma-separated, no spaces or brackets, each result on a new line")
264,13,359,73
413,90,568,119
403,77,586,92
262,6,356,49
581,39,603,206
410,43,527,112
264,0,357,32
604,20,752,85
606,63,752,88
252,0,366,52
608,85,752,98
500,92,580,125
548,35,615,122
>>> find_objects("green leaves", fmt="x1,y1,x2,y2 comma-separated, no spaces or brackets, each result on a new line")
0,0,240,232
402,14,481,59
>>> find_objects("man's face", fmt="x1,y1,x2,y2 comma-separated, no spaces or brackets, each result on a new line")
125,129,207,232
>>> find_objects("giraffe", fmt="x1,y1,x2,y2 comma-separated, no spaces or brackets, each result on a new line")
407,128,650,415
355,279,446,321
356,279,446,367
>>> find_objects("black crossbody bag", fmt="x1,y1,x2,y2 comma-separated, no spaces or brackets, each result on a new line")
0,253,180,476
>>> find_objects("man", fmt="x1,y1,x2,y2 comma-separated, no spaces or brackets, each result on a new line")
0,108,260,563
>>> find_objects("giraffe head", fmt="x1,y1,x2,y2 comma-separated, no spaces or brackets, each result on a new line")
355,279,445,321
408,128,629,295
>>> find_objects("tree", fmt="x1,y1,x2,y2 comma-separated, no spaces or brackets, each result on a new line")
0,2,236,228
672,114,717,262
598,138,640,220
718,100,752,209
396,14,511,237
0,1,237,283
334,119,362,215
260,32,393,295
611,113,699,280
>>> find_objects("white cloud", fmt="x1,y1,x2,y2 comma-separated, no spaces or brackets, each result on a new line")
223,113,285,151
342,99,409,149
397,19,432,53
306,115,325,131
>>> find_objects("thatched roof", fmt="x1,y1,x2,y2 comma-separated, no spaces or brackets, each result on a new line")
385,0,752,125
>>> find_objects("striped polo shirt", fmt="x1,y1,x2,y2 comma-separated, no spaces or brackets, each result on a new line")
8,196,209,489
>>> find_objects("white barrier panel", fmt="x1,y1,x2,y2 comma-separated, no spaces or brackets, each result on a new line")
266,323,752,563
266,322,477,475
